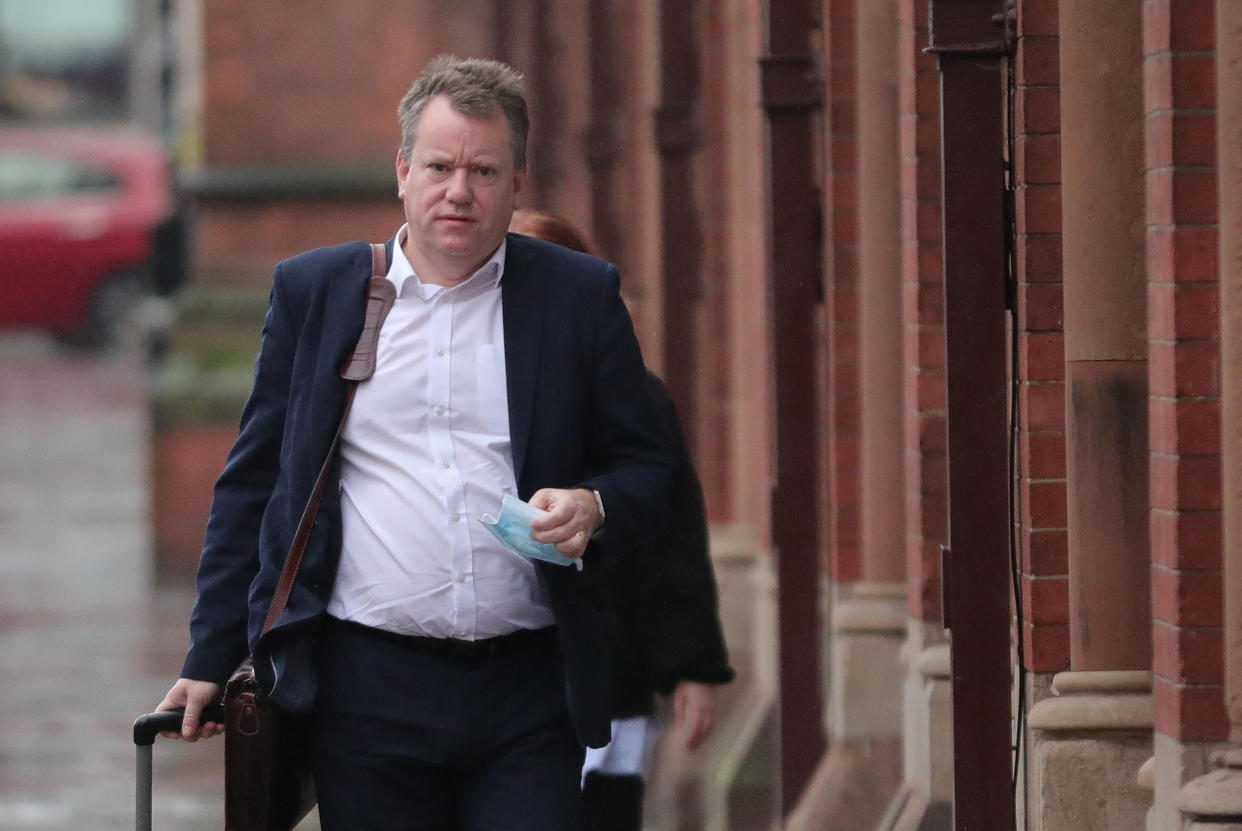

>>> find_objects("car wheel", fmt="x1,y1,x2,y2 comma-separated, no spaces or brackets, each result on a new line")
62,267,157,352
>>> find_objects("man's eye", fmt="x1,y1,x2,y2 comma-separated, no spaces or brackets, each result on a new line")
475,166,497,178
429,163,450,173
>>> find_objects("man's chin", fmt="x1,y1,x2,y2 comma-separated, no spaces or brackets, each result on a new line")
436,242,481,261
437,233,503,259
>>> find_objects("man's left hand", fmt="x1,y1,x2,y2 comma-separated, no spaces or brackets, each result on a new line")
529,487,600,559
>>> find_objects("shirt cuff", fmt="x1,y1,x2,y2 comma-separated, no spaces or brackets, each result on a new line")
592,488,606,528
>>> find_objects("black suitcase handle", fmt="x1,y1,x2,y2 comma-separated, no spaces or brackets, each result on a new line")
133,705,225,746
133,704,226,831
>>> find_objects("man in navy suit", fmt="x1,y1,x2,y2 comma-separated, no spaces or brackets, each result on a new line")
156,56,672,831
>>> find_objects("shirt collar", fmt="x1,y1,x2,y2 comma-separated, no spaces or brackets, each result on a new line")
389,224,506,299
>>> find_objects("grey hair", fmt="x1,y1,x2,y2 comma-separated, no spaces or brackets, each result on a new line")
397,55,529,168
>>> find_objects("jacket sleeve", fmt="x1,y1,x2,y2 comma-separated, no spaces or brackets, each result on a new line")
180,263,298,685
635,373,734,695
574,266,675,563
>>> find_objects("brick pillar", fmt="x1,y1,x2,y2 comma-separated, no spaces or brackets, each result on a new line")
1220,0,1242,749
1013,0,1070,679
786,3,902,829
824,0,862,588
1061,1,1151,676
1011,4,1070,822
1178,0,1242,826
1026,1,1154,829
805,1,906,828
843,0,905,696
1138,1,1230,829
898,0,946,638
876,1,951,829
857,0,906,591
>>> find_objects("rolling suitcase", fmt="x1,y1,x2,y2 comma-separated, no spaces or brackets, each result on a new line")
132,706,223,831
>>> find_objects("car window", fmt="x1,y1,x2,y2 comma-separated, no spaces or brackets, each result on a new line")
0,152,119,202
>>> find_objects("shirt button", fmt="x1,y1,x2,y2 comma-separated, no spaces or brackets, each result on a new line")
442,461,451,469
435,347,445,357
434,405,445,416
451,513,461,522
454,573,466,583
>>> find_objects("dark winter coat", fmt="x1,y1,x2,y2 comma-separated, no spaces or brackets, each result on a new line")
602,372,734,718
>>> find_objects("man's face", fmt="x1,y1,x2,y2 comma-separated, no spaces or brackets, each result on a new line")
397,94,526,285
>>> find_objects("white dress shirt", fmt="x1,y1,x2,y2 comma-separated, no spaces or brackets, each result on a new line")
326,226,555,639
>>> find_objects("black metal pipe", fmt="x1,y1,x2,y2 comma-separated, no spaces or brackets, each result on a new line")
760,2,825,813
657,0,703,445
928,0,1016,827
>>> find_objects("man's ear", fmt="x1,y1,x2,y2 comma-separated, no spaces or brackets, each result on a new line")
396,151,410,198
513,166,528,195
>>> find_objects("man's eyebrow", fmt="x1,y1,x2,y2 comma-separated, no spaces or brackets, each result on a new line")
421,151,500,164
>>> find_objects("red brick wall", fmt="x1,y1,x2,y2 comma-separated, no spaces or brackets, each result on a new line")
1144,0,1227,743
823,0,862,584
202,1,495,166
150,427,239,578
197,203,401,285
1015,0,1070,673
898,0,945,621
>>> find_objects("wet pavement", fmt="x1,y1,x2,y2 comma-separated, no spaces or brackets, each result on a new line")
0,334,318,830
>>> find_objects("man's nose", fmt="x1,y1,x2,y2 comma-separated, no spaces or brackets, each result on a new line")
446,168,471,204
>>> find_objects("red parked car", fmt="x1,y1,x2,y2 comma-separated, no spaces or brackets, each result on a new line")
0,127,186,347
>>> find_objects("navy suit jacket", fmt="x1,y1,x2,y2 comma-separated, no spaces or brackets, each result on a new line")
180,233,672,748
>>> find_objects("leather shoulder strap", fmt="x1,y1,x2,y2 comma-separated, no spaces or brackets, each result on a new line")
261,242,392,636
341,243,396,380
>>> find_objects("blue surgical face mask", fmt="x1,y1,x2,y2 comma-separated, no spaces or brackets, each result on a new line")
480,493,585,571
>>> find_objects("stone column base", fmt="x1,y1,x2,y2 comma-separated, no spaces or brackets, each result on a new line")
875,621,953,831
827,584,907,740
1180,748,1242,829
1143,732,1234,830
1027,670,1154,831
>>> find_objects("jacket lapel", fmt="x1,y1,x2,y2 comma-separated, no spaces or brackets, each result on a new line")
502,235,546,487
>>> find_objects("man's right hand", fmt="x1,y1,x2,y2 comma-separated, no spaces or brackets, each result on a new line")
155,678,224,742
